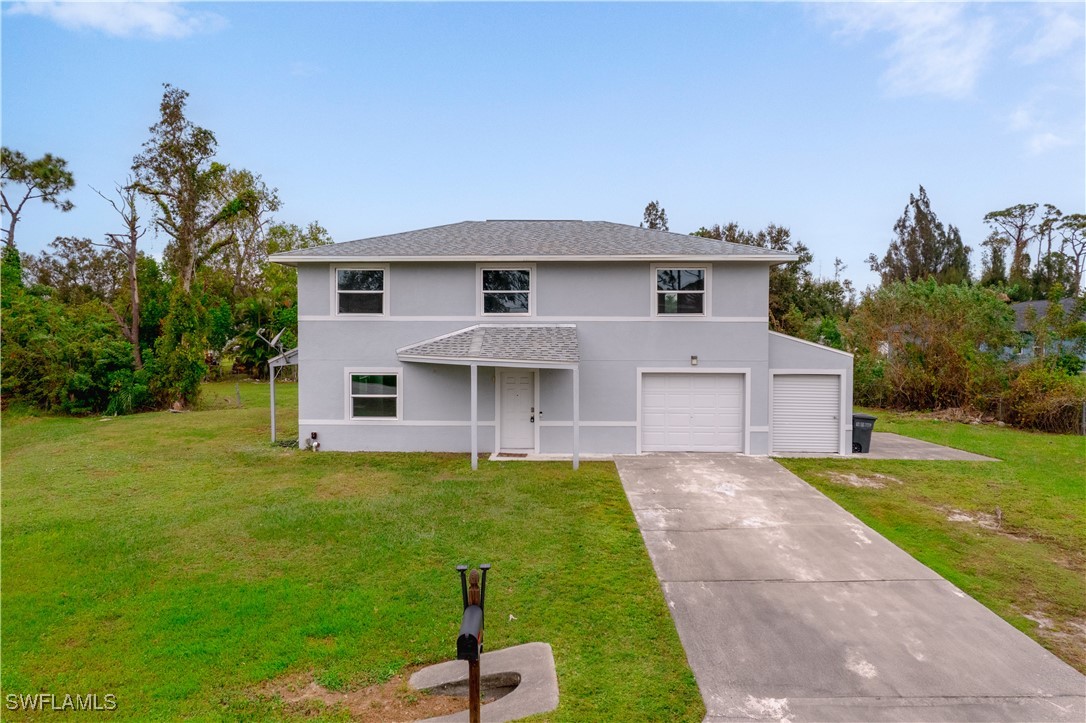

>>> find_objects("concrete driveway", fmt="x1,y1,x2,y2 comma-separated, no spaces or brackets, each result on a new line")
616,454,1085,722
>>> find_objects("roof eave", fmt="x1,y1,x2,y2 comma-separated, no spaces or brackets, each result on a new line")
397,353,578,369
271,253,798,265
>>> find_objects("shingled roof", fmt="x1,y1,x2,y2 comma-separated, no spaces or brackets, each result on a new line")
271,220,796,262
397,325,580,367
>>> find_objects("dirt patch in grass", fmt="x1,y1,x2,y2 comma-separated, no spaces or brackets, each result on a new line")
945,508,1001,530
943,507,1033,542
258,669,466,722
890,407,1001,426
1023,612,1086,672
827,472,901,489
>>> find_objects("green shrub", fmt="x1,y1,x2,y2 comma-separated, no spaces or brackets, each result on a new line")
853,353,889,407
847,280,1016,410
0,287,143,414
1004,362,1086,434
150,288,209,407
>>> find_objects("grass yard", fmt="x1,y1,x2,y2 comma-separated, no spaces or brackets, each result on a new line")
1,380,703,721
777,410,1086,674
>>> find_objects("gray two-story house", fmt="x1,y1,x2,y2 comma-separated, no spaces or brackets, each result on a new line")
271,220,853,467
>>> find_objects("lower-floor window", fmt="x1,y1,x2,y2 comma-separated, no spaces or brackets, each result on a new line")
350,373,399,418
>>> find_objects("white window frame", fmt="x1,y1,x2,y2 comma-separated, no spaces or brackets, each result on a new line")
477,263,535,317
332,264,389,317
345,367,401,421
650,264,709,317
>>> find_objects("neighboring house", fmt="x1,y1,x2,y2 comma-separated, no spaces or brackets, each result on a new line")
1010,298,1086,362
270,220,853,467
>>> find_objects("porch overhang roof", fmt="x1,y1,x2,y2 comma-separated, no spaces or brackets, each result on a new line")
396,324,579,369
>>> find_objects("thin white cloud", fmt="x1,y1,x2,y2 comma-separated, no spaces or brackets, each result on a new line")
817,3,995,100
1008,105,1034,132
7,1,227,40
1009,97,1079,157
1013,6,1084,64
1026,132,1070,156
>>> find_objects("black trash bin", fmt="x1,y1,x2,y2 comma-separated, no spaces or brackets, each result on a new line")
852,414,877,453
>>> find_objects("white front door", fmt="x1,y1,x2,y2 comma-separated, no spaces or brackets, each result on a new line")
500,370,536,451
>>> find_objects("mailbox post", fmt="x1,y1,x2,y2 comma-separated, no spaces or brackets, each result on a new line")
456,563,490,723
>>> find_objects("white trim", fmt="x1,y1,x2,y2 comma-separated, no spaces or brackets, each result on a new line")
749,425,769,432
768,330,854,358
636,367,751,455
768,369,848,456
300,419,496,427
537,420,637,427
572,365,580,470
399,355,576,370
650,264,710,318
477,263,536,317
344,366,401,420
331,264,389,317
274,253,798,264
300,315,768,323
471,362,479,470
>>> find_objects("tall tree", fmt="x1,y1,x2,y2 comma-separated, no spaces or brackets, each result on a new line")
131,84,255,293
24,236,123,305
979,231,1010,287
983,203,1038,284
96,182,146,369
1059,214,1086,293
205,169,281,298
1,147,76,249
867,185,971,285
641,200,669,231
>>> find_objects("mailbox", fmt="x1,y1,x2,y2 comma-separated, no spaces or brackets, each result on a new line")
457,604,483,661
454,563,491,723
454,563,490,662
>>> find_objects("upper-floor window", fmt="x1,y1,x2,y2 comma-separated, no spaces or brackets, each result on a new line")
480,266,532,315
654,267,706,315
336,266,386,315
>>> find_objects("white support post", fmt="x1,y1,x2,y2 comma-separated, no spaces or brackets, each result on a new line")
470,363,479,470
269,364,276,444
572,366,580,470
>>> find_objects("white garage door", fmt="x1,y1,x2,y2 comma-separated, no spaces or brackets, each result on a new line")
641,373,744,452
772,374,841,453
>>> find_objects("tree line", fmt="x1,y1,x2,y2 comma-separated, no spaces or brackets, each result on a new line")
643,192,1086,433
1,87,1082,432
2,84,330,415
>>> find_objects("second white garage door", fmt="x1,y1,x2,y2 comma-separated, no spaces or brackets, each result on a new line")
771,374,842,453
641,373,745,452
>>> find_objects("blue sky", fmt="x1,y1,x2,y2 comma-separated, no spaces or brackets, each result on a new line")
3,1,1083,290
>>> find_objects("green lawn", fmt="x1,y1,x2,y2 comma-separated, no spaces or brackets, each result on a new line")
1,380,703,721
777,410,1086,674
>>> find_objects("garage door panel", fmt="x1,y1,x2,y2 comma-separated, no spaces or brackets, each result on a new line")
772,375,841,454
641,373,745,452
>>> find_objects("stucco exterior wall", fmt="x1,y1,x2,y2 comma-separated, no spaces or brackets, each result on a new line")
293,260,850,456
767,331,855,453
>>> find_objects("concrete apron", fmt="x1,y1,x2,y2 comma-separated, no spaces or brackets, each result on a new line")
615,454,1086,722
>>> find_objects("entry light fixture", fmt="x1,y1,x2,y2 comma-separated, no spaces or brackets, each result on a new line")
691,355,698,366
